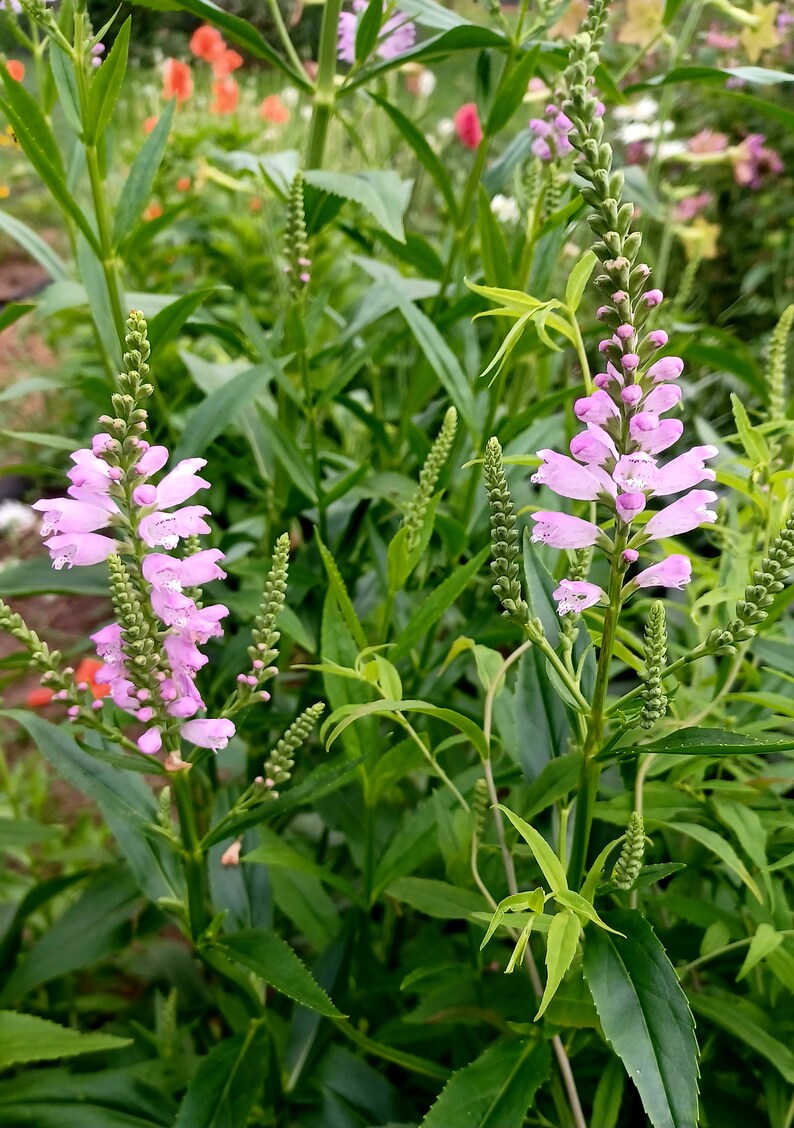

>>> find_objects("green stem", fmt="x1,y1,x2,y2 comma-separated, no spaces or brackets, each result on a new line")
305,0,343,168
299,343,327,540
173,771,207,940
84,143,126,342
265,0,309,82
567,528,628,889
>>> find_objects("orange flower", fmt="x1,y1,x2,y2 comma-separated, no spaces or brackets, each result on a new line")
212,48,244,78
26,657,110,708
249,196,262,212
190,23,226,62
176,176,191,192
6,60,24,82
144,115,158,134
259,93,290,125
145,202,164,220
210,77,239,115
163,58,193,103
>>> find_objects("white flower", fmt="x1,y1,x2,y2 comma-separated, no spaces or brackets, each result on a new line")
280,87,299,108
0,500,36,535
657,139,689,160
417,69,437,97
613,96,659,123
615,120,673,145
436,117,455,140
491,194,520,224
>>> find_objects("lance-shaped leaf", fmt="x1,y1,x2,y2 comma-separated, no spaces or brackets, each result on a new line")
420,1038,550,1128
583,909,699,1128
497,804,568,893
480,888,546,951
536,910,580,1019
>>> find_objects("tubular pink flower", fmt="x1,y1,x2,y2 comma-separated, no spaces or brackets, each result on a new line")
646,330,668,348
138,727,163,755
654,446,718,495
647,357,684,382
621,385,643,406
532,450,605,500
644,490,718,540
181,717,235,751
44,532,117,569
531,511,603,549
613,453,659,493
142,549,226,592
574,390,621,424
642,289,663,307
150,458,211,509
67,449,116,493
32,497,115,536
570,425,618,465
139,506,212,550
633,418,684,455
616,491,646,522
553,579,605,616
633,555,692,589
136,445,169,476
643,384,682,414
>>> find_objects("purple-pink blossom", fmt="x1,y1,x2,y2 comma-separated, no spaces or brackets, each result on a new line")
529,104,575,161
337,0,415,64
553,580,605,615
633,555,692,589
530,512,604,549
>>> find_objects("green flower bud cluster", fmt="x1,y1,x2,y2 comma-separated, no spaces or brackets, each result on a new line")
472,777,490,840
260,702,325,797
561,2,652,316
767,303,793,423
226,533,291,715
708,511,794,651
483,437,530,627
98,312,154,457
403,407,458,556
640,600,668,730
285,171,311,294
612,811,645,890
108,553,166,696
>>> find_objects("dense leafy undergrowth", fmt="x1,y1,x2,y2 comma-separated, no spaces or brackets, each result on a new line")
0,0,793,1125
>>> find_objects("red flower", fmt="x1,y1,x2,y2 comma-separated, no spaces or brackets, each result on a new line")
145,202,164,220
454,102,482,149
163,58,193,103
212,48,244,78
6,60,24,82
190,24,225,62
259,94,290,125
26,657,110,708
176,176,191,192
144,115,158,134
210,77,239,115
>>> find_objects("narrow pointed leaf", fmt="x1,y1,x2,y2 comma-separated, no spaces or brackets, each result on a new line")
420,1038,550,1128
212,930,344,1017
536,910,580,1019
497,804,568,893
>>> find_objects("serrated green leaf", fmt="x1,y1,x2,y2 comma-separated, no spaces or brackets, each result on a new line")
420,1038,550,1128
536,910,579,1019
667,821,762,902
304,169,411,242
391,546,489,661
174,1022,268,1128
0,1012,130,1069
737,924,783,981
211,930,344,1017
583,909,699,1128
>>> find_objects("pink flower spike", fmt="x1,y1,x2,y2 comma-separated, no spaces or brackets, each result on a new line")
138,727,162,755
139,506,211,550
622,548,639,563
616,324,634,340
644,384,682,414
648,357,684,382
616,491,647,522
91,433,115,455
181,717,235,751
45,532,116,569
634,555,692,589
553,579,605,616
612,291,628,303
574,390,620,425
532,450,604,501
655,445,718,495
644,490,718,540
621,353,640,370
530,511,603,549
642,289,664,307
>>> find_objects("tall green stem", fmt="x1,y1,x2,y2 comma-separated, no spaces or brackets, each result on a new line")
568,528,627,889
173,771,207,940
305,0,343,168
431,139,490,317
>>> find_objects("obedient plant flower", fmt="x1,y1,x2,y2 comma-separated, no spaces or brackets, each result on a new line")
529,104,575,160
31,312,239,757
337,0,416,64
